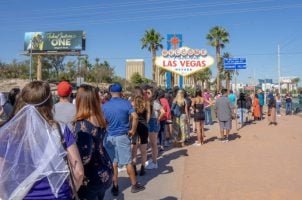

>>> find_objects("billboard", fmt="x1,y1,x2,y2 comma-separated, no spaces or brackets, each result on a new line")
155,46,214,77
24,31,85,52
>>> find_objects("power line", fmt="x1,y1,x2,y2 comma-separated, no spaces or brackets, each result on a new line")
0,0,186,15
0,0,275,20
1,2,301,30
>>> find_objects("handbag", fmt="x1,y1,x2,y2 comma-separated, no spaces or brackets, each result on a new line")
55,123,80,200
171,103,182,117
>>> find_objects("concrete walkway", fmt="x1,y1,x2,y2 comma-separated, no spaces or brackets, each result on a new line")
183,115,302,200
104,143,188,200
104,114,302,200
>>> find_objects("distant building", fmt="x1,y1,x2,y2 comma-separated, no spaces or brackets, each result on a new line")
126,59,145,81
231,83,245,92
258,79,273,85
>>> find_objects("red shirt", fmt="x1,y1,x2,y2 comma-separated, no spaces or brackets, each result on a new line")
160,97,171,121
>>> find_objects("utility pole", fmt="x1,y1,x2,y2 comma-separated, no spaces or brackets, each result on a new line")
278,44,281,94
29,39,32,81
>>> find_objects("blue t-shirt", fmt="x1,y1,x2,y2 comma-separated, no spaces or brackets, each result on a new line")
102,97,135,136
24,126,75,200
228,93,236,106
258,93,264,106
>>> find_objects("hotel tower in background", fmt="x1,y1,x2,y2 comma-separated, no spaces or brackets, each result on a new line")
125,59,194,87
126,59,145,81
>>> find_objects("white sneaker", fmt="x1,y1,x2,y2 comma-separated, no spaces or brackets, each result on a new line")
145,161,158,170
193,142,201,146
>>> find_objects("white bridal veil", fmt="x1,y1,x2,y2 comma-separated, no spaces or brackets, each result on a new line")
0,105,69,200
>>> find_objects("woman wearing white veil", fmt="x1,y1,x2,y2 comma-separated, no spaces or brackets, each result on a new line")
0,81,84,200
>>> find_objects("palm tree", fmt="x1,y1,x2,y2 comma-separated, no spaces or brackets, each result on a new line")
192,68,212,89
95,57,100,67
206,26,230,92
222,52,235,91
141,28,164,82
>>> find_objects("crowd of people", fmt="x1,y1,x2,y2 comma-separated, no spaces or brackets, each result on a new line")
0,80,299,200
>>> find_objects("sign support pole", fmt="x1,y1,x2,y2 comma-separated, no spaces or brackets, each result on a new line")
37,55,42,81
235,67,238,130
166,34,182,89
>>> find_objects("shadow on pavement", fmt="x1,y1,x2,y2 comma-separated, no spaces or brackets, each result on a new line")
160,196,178,200
204,136,218,144
106,148,188,199
228,132,241,141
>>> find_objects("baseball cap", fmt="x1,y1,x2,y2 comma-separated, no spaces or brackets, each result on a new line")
57,81,72,97
109,83,122,93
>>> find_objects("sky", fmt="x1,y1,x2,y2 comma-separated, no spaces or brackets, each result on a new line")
0,0,302,85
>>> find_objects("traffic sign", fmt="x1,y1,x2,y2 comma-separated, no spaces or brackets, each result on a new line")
224,58,246,70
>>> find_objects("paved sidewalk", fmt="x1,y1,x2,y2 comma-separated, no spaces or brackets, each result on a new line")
182,115,302,200
104,115,302,200
104,144,188,200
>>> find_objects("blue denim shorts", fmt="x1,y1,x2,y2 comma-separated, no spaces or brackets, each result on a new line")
148,118,160,133
104,134,131,165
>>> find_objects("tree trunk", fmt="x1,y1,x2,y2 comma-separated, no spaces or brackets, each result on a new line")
201,80,205,89
152,49,156,83
226,77,230,91
216,45,221,92
193,76,197,87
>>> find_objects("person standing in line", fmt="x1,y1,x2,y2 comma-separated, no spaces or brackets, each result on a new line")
275,93,282,116
7,87,21,107
228,90,237,107
253,94,261,120
214,89,234,142
171,89,189,147
237,92,248,126
298,90,302,110
145,87,165,170
158,89,171,151
53,81,76,128
184,90,192,142
267,92,277,126
0,81,84,200
191,89,208,146
165,90,174,146
299,91,302,105
73,84,113,200
103,83,145,196
285,92,293,115
0,92,13,121
245,93,253,122
130,86,150,176
257,89,265,119
203,89,213,125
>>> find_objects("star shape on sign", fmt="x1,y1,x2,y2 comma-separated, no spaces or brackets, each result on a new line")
169,35,182,49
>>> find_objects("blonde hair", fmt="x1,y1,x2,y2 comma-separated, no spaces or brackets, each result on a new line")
176,90,185,107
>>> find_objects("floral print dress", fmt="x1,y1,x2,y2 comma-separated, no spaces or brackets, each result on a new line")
74,120,113,191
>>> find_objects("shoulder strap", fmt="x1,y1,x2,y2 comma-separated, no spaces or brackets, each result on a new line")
55,122,80,200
